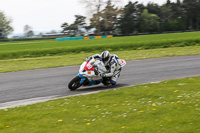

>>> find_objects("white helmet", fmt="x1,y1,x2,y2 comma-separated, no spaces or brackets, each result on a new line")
101,51,111,65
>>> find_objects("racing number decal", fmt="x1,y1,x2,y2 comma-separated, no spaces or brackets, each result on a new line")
87,63,93,69
84,62,94,71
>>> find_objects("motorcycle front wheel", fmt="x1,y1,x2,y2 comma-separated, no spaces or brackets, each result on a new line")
68,76,81,91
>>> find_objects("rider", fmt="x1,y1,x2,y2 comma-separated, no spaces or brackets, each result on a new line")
87,51,122,85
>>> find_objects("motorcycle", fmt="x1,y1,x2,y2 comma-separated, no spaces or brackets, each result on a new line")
68,57,126,91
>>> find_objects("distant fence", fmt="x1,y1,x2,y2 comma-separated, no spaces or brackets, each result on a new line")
56,35,113,41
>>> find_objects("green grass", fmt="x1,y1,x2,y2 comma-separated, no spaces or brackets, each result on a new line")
1,32,200,132
0,31,200,59
1,45,200,73
0,76,200,133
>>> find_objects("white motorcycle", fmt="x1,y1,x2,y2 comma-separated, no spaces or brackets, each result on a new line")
68,57,126,91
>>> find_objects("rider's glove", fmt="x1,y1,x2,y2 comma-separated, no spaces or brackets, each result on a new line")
102,73,106,77
98,72,106,77
98,72,102,77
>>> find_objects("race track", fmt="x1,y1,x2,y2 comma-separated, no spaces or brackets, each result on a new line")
1,55,200,109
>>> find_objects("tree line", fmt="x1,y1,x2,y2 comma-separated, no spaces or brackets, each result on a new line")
0,0,200,38
61,0,200,36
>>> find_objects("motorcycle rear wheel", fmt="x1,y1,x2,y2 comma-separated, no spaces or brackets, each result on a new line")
102,77,111,85
68,76,81,91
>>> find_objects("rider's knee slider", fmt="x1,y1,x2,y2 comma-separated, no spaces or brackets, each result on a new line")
110,80,116,85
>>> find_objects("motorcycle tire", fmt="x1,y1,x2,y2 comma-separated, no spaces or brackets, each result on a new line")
68,76,81,91
102,77,111,85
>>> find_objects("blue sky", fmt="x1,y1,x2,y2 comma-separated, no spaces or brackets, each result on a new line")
0,0,175,34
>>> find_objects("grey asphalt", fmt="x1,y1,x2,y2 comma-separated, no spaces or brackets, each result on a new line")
0,55,200,107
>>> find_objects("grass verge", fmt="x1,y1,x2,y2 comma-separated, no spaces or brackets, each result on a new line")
0,46,200,73
1,31,200,59
0,76,200,133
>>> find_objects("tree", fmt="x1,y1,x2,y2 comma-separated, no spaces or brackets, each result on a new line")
146,2,161,17
0,11,13,38
24,25,34,37
197,1,200,29
138,9,160,32
100,0,122,33
90,13,102,34
160,5,173,27
118,1,142,35
61,15,86,36
159,0,186,31
80,0,106,34
61,22,70,34
80,0,119,34
74,15,86,28
164,18,185,31
27,30,34,37
80,0,105,14
182,0,200,30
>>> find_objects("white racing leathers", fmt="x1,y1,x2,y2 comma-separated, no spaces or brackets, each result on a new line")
90,54,126,85
103,54,122,85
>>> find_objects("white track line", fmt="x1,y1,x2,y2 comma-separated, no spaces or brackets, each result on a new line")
0,81,164,110
0,91,104,110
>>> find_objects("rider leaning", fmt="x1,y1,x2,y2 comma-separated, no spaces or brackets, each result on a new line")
87,51,122,85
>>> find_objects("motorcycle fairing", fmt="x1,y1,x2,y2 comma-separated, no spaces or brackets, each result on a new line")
78,73,87,84
78,73,103,86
